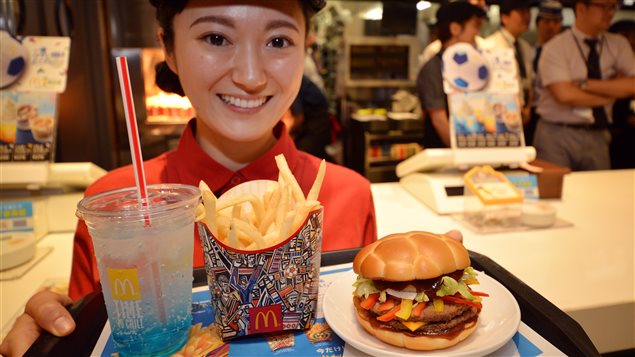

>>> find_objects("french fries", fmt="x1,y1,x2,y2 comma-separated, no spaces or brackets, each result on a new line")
196,154,325,250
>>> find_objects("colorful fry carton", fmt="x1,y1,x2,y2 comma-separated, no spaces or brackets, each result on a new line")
198,181,323,340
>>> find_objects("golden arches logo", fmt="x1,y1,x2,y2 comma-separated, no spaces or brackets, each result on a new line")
107,268,142,300
249,305,283,334
254,310,278,330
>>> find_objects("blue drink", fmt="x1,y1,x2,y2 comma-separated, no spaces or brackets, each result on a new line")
77,184,200,357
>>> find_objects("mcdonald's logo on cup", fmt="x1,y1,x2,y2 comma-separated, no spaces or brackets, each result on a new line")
249,305,283,334
107,268,142,300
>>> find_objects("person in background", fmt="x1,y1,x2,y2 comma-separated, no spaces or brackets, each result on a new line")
535,0,635,171
418,0,488,67
608,19,635,169
304,31,325,92
416,1,486,148
282,75,333,161
483,0,534,128
527,0,563,145
533,1,564,73
0,1,379,355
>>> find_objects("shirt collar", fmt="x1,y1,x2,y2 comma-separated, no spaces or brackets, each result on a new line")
500,28,516,44
572,25,603,42
167,119,300,195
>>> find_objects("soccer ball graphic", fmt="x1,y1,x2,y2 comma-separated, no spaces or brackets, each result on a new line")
0,31,28,89
442,43,490,92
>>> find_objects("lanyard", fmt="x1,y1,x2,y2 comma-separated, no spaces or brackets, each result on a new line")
570,29,605,73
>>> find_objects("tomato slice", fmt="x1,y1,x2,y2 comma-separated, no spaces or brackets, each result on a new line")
441,295,482,309
376,305,401,322
360,293,380,310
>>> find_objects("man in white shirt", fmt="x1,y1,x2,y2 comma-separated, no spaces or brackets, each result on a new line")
483,0,534,126
527,0,563,145
536,0,635,170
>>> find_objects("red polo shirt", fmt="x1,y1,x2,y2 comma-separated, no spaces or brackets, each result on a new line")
69,120,377,300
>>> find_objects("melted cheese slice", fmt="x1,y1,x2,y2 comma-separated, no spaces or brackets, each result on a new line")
401,321,426,332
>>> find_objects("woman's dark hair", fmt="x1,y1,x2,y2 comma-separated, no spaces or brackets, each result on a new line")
150,0,326,96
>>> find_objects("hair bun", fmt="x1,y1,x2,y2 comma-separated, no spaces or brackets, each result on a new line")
306,0,327,12
155,61,185,97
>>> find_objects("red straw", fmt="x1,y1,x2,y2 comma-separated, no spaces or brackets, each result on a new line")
115,56,166,325
115,56,150,225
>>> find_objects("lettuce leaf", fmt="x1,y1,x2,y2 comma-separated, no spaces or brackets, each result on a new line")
436,276,476,301
352,276,378,299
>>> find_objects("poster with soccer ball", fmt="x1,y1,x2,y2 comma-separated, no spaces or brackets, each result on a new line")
0,32,70,162
442,43,524,148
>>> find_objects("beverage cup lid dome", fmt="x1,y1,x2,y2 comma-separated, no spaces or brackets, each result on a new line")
76,183,200,222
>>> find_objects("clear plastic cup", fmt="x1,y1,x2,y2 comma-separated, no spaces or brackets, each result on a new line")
76,184,200,357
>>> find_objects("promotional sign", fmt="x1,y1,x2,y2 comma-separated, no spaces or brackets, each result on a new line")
3,35,71,93
0,32,70,162
443,43,524,149
0,91,57,161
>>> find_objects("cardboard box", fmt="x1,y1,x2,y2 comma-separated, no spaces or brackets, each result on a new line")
198,179,323,340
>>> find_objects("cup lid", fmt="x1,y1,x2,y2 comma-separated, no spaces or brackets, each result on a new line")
76,183,200,221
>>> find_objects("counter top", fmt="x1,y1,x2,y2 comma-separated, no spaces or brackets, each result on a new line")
371,169,635,353
2,170,633,353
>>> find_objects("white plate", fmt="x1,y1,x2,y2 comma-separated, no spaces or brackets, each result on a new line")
322,269,520,356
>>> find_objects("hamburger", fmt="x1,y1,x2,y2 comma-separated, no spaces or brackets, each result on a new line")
352,231,486,350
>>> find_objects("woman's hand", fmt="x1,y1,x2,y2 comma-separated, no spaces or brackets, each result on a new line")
0,290,76,357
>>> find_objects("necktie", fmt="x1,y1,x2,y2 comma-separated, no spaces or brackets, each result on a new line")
514,40,529,104
513,40,527,80
533,46,542,73
584,38,609,128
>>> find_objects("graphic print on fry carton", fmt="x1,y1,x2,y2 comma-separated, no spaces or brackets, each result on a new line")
199,209,323,339
107,268,144,330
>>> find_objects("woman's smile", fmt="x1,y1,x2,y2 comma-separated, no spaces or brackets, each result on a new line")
218,94,271,111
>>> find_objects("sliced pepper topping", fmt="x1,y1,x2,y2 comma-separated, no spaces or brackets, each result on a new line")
376,305,401,322
377,298,396,312
433,298,444,312
412,301,427,317
395,299,413,320
360,293,380,310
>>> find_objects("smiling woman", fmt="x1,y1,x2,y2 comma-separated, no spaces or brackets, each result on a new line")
164,2,306,162
69,0,377,296
0,2,378,356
